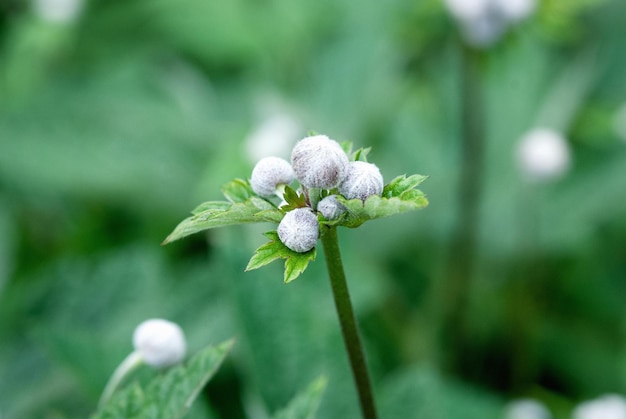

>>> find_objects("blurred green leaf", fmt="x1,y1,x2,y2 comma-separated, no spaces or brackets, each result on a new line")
93,339,234,419
271,376,327,419
246,231,316,283
380,366,503,419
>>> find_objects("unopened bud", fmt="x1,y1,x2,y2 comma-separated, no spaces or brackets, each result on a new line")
133,319,186,368
573,394,626,419
339,161,384,201
291,135,349,189
516,128,571,182
317,195,346,220
277,208,319,253
250,157,295,198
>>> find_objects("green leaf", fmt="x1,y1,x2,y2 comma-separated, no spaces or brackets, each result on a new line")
246,231,317,283
351,147,371,162
340,140,353,155
162,197,282,245
337,175,429,228
382,174,428,198
280,186,308,211
221,178,254,203
191,201,233,215
271,376,328,419
93,339,234,419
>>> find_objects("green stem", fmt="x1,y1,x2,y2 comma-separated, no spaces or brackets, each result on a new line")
98,351,143,409
321,226,378,419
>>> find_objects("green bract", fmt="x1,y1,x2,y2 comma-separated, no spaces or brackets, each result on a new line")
163,141,429,282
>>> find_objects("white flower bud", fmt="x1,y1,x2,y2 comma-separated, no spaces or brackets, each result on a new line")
573,394,626,419
505,399,551,419
133,319,186,369
33,0,83,24
250,157,295,198
339,161,384,201
516,128,571,182
445,0,490,21
277,208,319,253
291,135,349,189
317,195,346,220
495,0,536,23
245,113,299,163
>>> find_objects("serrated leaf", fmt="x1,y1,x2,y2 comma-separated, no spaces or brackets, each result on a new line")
382,174,428,198
281,185,308,211
221,178,254,203
246,231,316,283
338,181,428,228
162,197,282,245
271,376,328,419
93,340,234,419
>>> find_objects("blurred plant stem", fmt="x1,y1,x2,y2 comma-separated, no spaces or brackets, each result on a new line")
321,226,378,419
439,44,485,373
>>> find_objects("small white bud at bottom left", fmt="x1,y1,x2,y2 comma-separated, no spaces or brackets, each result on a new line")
133,319,186,369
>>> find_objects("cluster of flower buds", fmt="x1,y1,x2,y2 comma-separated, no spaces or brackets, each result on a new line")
444,0,536,48
249,134,384,253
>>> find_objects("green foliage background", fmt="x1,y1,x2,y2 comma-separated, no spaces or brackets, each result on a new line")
1,0,625,418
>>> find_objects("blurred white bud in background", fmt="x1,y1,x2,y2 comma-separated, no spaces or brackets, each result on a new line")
613,103,626,142
245,113,300,163
445,0,490,21
444,0,536,48
33,0,83,24
133,319,187,369
497,0,537,23
516,128,571,182
572,394,626,419
505,399,552,419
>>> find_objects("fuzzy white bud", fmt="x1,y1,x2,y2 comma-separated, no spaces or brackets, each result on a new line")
277,208,319,253
505,399,552,419
291,135,349,189
516,128,571,182
339,161,384,201
250,157,295,197
133,319,186,368
317,195,346,220
573,395,626,419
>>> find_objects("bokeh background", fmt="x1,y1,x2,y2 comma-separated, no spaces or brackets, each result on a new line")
1,0,625,418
